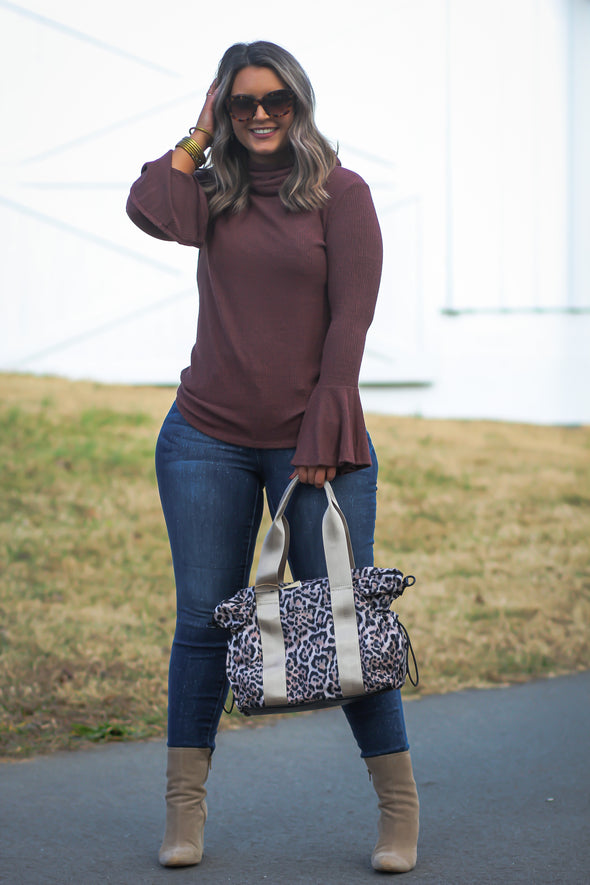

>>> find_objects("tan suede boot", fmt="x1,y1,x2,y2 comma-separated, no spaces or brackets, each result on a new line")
365,750,419,873
158,747,211,867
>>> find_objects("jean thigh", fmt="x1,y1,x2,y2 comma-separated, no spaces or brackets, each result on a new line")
155,404,264,625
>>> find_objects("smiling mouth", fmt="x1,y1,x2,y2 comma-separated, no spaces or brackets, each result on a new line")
250,128,277,135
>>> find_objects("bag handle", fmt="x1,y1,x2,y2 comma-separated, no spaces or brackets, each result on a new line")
255,477,355,589
254,477,364,706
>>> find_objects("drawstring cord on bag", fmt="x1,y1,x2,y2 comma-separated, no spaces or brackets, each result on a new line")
399,620,419,687
398,575,418,686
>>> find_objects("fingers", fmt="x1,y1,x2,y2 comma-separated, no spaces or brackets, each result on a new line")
291,466,337,488
207,79,218,97
194,81,219,141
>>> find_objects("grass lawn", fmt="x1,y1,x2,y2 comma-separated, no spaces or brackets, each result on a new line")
1,373,589,759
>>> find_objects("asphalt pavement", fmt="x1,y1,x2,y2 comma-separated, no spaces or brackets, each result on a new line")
1,671,589,885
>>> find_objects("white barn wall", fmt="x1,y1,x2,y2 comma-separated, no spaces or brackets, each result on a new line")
0,0,588,424
362,0,590,425
366,0,590,426
570,0,590,310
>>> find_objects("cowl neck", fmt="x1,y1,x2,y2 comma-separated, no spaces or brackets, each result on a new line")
248,162,292,197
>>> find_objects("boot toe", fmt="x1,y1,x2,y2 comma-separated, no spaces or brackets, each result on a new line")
158,843,202,867
372,848,416,873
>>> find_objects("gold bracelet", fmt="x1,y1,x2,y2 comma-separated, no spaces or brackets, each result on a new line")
189,125,213,140
175,136,205,165
175,136,206,167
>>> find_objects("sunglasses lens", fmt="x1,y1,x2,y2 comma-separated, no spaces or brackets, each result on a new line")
229,97,257,121
227,91,294,121
263,91,294,117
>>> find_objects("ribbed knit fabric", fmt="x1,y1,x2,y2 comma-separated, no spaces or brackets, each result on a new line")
126,152,383,470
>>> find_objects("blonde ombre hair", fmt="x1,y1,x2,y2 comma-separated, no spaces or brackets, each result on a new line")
203,41,337,217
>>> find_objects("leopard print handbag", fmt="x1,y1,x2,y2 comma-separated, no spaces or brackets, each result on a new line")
211,478,417,716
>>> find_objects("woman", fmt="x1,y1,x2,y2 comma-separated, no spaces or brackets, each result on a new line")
126,40,419,874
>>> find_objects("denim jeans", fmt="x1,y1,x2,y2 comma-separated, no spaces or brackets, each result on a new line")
155,402,409,757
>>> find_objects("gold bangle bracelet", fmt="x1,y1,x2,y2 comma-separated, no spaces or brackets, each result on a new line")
175,136,205,164
175,136,206,167
189,125,213,140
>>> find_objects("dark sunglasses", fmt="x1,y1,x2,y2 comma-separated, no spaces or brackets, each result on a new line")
225,89,295,122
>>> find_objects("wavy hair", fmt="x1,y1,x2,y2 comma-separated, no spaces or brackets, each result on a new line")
203,41,337,217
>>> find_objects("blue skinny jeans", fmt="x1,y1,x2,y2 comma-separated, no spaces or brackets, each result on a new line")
155,402,409,758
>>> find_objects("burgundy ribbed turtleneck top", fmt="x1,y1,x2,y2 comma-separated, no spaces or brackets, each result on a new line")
126,151,382,470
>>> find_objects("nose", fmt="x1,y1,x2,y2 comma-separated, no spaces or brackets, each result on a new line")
253,102,270,121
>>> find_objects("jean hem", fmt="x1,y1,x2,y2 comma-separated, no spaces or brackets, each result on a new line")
360,743,410,759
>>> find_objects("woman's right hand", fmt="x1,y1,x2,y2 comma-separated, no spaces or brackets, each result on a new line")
193,79,219,146
172,80,218,173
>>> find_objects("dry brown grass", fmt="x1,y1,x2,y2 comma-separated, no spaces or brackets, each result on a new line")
369,415,590,694
1,373,588,759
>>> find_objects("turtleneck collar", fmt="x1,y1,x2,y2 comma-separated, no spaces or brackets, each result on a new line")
248,161,292,197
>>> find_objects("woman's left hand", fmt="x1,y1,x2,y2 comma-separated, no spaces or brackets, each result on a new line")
290,466,337,488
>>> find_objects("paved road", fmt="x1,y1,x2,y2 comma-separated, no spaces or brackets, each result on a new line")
1,672,589,885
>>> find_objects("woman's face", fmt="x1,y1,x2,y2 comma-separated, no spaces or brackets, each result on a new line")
228,66,294,166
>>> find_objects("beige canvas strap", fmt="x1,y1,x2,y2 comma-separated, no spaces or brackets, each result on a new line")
254,479,364,705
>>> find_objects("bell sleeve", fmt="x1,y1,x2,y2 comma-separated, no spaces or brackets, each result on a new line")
292,176,383,472
126,150,210,247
